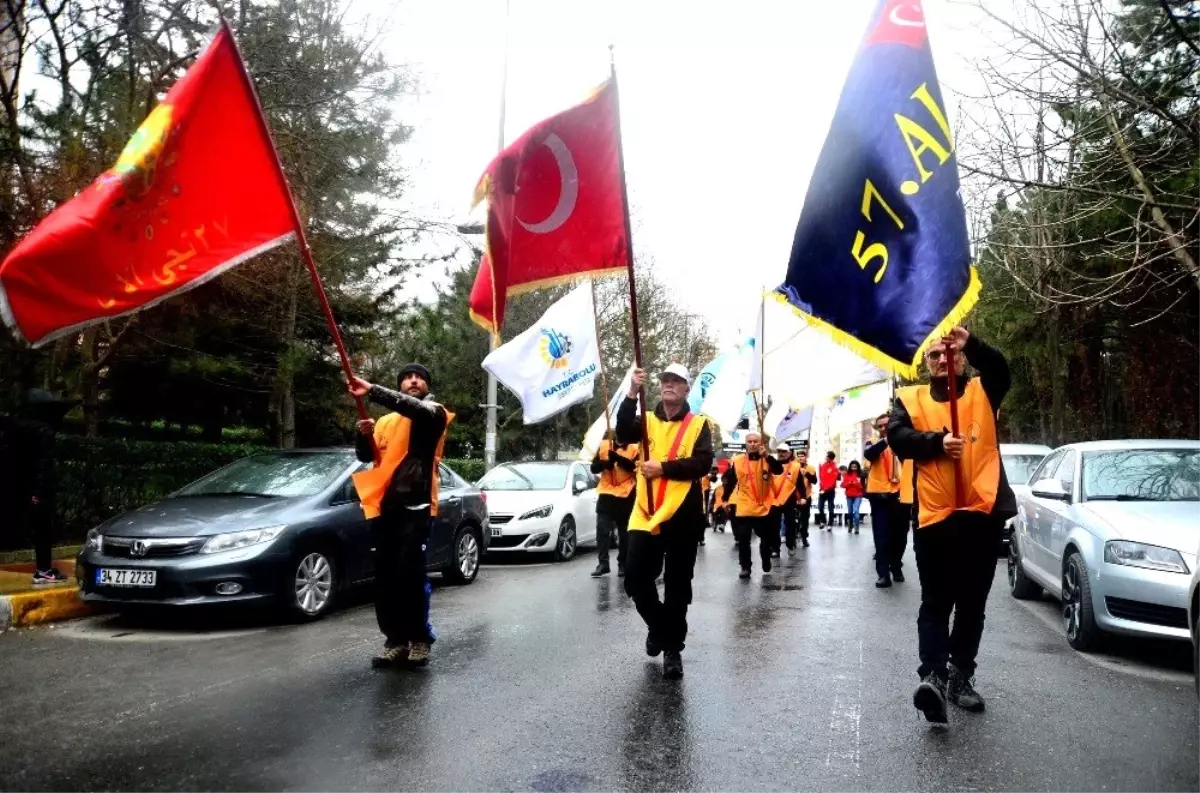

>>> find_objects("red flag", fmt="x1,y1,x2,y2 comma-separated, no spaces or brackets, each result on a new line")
469,79,629,333
0,27,295,346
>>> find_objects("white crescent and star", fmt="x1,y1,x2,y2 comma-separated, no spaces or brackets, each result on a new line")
889,3,925,27
517,133,579,235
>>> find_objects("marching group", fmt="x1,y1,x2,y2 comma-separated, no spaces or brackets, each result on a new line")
350,325,1016,727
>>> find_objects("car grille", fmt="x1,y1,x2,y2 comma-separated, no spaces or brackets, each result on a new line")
489,534,529,549
1104,597,1189,630
103,536,205,558
489,514,514,525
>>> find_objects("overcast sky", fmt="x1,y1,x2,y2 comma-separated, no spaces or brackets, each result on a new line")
373,0,1000,341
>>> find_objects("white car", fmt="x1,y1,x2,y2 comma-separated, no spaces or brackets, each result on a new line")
1189,539,1200,695
1000,443,1052,546
477,461,600,561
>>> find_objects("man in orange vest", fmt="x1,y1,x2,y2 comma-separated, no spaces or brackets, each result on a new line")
722,431,784,579
795,450,817,546
771,443,804,555
349,364,452,670
590,430,639,578
619,364,713,680
889,327,1016,726
864,412,905,588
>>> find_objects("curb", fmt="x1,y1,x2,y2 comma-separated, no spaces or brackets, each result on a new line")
0,587,97,632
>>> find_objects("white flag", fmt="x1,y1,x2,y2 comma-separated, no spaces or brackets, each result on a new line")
482,287,601,425
767,404,813,441
579,367,635,460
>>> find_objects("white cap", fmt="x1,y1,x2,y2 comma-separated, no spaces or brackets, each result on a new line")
776,442,791,452
658,363,692,386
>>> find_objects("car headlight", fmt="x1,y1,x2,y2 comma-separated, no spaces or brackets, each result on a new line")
1103,541,1189,574
519,505,554,521
200,526,286,555
85,529,103,553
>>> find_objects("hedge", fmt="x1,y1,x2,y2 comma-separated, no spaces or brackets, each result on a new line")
0,434,488,550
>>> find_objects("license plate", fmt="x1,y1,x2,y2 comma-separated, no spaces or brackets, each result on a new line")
95,568,156,588
491,527,502,537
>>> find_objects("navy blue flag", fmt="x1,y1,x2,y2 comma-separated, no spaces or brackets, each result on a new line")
777,0,980,378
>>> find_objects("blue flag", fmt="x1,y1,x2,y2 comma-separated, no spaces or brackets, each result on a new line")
777,0,980,378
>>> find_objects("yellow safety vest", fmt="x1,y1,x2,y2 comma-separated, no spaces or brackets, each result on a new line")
629,411,709,534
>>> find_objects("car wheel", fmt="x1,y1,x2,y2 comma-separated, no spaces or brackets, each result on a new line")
1008,539,1042,600
445,524,481,585
1062,551,1101,652
553,516,577,562
288,548,337,621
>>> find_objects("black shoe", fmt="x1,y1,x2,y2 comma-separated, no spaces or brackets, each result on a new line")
762,556,773,573
875,576,892,588
892,571,905,583
646,635,662,657
591,564,610,577
948,666,985,712
699,538,706,546
913,673,949,725
801,539,810,548
617,565,626,578
771,551,781,559
739,568,751,579
663,650,683,680
854,528,859,534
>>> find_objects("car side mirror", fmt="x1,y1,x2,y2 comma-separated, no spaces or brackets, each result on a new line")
573,480,588,495
1031,478,1069,502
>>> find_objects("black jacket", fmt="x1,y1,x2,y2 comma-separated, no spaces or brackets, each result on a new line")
615,396,714,531
591,442,638,518
0,414,56,508
356,385,448,514
887,336,1016,522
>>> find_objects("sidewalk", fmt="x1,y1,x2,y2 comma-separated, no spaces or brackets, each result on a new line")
0,553,99,632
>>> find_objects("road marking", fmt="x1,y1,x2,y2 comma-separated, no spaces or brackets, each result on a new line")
824,638,863,774
1012,598,1193,685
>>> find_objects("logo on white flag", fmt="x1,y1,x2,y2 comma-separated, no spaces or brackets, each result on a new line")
539,329,573,369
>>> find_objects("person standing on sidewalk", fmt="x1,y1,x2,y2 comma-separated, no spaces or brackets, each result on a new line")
350,364,452,670
865,413,904,587
620,364,713,681
816,451,840,530
590,433,639,578
771,443,804,555
889,326,1015,726
0,390,72,584
723,432,784,579
841,460,865,534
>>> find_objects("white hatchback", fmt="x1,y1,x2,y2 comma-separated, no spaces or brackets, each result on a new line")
477,461,600,562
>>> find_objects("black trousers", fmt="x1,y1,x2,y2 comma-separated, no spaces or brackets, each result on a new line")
817,489,836,526
913,512,1003,679
25,501,54,571
732,515,773,570
596,511,629,568
797,500,811,540
372,510,435,647
780,502,800,549
867,494,902,579
889,499,911,572
625,527,700,652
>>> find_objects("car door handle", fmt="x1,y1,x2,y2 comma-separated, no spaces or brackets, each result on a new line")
447,496,461,504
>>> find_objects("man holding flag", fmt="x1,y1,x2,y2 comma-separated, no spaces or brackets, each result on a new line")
723,432,784,578
889,327,1015,724
619,365,713,681
589,431,639,578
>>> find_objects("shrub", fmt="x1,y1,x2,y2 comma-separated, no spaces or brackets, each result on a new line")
444,458,485,483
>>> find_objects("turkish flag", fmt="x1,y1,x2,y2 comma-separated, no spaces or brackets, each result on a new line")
0,26,296,346
469,79,629,333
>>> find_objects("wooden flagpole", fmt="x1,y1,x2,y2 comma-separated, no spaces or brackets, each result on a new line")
590,277,613,441
609,47,653,511
220,17,377,461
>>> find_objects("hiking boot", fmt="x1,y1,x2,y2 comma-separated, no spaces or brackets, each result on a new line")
646,635,662,657
591,564,610,577
739,568,751,580
948,666,985,712
875,576,892,588
32,568,69,585
406,641,432,667
913,673,949,725
662,650,684,680
892,570,905,583
371,643,408,669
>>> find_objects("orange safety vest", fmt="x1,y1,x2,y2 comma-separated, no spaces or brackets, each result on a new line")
899,457,915,505
730,453,773,518
352,406,455,520
629,411,709,534
897,379,999,528
595,440,638,499
795,464,815,501
771,460,803,507
866,443,901,495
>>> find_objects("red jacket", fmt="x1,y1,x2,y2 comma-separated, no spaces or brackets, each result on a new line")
842,471,864,498
819,461,840,491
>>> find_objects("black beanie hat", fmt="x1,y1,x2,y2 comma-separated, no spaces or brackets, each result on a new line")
398,363,432,388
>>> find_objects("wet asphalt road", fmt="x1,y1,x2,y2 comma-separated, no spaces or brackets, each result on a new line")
1,526,1197,792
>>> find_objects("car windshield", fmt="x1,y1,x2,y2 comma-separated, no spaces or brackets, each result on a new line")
1003,454,1047,486
478,463,569,491
176,452,352,498
1081,449,1200,502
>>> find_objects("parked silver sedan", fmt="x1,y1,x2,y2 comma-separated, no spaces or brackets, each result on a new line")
1008,439,1200,651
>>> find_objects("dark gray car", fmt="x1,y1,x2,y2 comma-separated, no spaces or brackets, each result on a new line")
76,449,488,620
